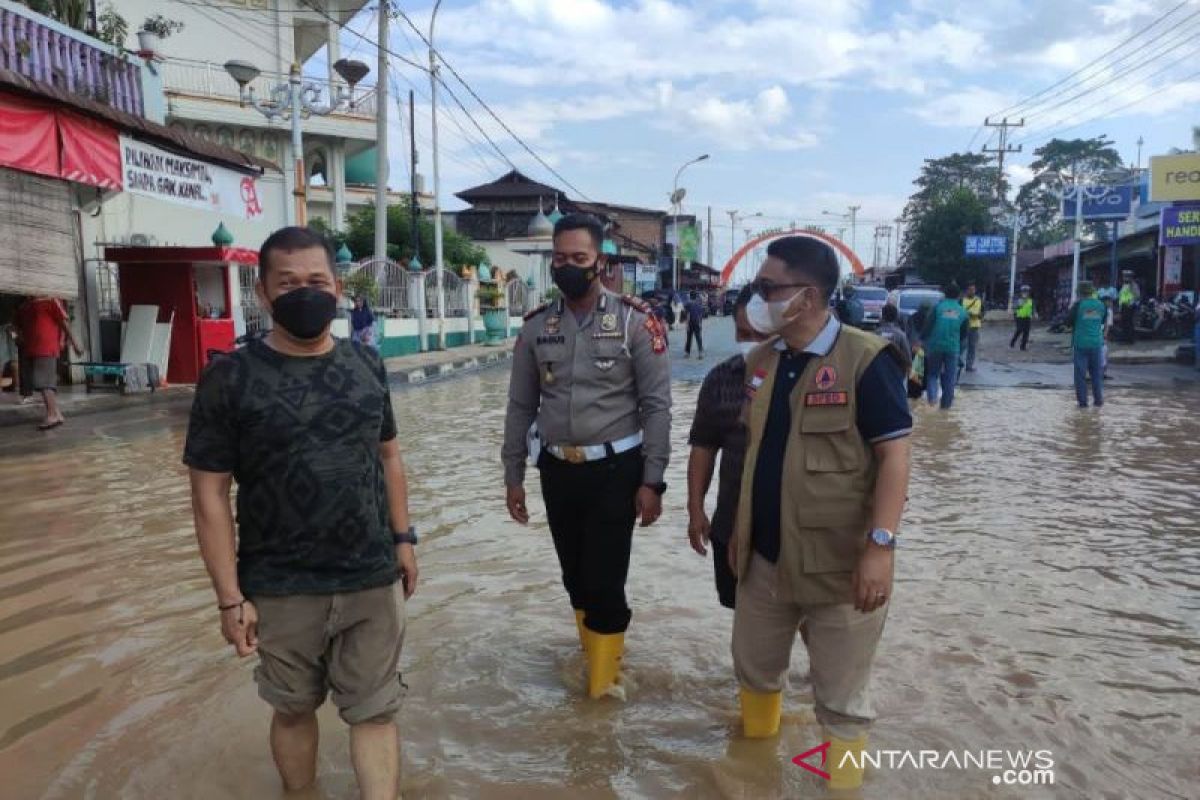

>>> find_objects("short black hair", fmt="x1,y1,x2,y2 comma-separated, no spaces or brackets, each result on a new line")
259,226,335,284
734,284,755,310
765,236,840,300
881,303,898,322
944,282,961,299
553,213,604,251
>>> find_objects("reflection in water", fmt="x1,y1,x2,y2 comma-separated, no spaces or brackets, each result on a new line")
0,380,1197,799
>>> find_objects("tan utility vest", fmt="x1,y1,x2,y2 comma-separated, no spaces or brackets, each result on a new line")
733,324,891,606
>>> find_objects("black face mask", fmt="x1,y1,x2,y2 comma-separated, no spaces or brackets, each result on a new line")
552,261,598,300
271,286,337,340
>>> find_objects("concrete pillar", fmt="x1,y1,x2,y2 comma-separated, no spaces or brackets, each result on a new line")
327,20,340,89
331,141,347,232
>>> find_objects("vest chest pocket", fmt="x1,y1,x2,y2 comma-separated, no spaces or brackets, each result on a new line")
799,407,862,472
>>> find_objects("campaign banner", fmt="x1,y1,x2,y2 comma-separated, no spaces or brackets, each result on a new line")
119,135,265,220
964,235,1007,257
1159,205,1200,246
1060,185,1132,220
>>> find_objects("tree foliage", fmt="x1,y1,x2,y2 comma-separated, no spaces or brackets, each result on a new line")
899,153,1000,266
907,187,997,288
335,204,487,271
1014,136,1125,248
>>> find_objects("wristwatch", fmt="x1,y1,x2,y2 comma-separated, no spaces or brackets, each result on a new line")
867,528,896,549
392,526,419,546
643,482,668,496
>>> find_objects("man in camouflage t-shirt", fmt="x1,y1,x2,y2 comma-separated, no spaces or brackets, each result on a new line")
185,227,418,799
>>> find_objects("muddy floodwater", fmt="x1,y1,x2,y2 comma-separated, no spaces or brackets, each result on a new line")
1,331,1198,799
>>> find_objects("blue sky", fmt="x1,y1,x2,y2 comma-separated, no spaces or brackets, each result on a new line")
329,0,1200,268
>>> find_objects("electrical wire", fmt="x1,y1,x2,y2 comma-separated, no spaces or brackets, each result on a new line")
391,5,594,201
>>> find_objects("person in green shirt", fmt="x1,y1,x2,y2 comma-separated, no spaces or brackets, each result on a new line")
1010,287,1034,350
920,284,969,409
1067,281,1106,408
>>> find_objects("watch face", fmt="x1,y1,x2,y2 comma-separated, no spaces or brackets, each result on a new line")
871,529,894,546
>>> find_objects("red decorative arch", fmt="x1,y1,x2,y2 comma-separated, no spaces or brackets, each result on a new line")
719,229,865,286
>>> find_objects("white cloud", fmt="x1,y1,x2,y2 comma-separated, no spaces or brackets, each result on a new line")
912,86,1016,127
654,83,819,151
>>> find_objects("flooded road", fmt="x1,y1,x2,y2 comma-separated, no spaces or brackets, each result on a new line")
1,320,1198,799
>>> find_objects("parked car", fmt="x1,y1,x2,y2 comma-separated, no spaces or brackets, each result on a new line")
853,285,890,328
895,288,944,338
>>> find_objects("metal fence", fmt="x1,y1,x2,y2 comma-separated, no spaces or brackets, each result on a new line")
238,265,269,335
506,279,529,316
93,261,121,320
349,258,412,317
424,269,467,318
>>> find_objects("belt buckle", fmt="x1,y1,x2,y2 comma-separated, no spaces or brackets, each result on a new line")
562,446,586,464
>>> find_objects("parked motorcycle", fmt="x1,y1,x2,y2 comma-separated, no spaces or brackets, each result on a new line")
1134,298,1193,340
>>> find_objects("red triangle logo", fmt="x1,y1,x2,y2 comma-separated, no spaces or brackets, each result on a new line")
792,741,832,780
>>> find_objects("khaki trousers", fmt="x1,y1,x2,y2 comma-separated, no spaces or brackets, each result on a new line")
732,552,887,740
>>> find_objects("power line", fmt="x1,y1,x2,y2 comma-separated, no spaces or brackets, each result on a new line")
391,6,593,201
170,0,377,13
298,0,427,72
1016,66,1200,149
985,0,1191,119
1017,15,1200,125
1012,35,1200,147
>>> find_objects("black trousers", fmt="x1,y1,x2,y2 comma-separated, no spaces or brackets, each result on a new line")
685,324,704,354
538,447,642,634
1010,318,1031,349
712,536,736,610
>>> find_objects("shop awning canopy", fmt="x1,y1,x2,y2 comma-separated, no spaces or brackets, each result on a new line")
0,68,278,181
103,246,260,266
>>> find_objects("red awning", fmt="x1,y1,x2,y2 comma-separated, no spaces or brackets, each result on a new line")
58,111,121,190
0,93,59,178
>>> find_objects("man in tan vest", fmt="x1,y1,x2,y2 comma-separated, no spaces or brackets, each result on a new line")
729,237,912,790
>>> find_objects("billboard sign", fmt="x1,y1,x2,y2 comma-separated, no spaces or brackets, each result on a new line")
1159,205,1200,246
1149,152,1200,202
964,235,1007,257
119,135,265,220
1060,185,1133,220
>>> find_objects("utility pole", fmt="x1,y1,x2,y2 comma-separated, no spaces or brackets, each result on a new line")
373,3,388,261
409,90,426,351
429,0,446,349
1135,135,1145,171
726,210,738,265
983,117,1025,200
848,205,860,258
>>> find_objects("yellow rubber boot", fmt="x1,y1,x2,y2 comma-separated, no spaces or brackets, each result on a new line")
826,733,868,791
584,630,624,698
738,687,782,738
574,609,587,652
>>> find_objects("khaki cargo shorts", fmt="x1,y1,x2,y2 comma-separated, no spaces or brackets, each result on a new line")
252,583,406,725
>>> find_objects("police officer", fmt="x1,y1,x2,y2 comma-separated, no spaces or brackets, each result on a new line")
502,213,672,699
729,237,911,791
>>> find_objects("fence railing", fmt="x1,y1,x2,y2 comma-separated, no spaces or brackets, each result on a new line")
349,258,412,317
0,5,144,116
424,269,467,318
159,58,377,119
505,280,529,316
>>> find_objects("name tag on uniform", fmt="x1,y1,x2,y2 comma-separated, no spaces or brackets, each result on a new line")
537,335,566,345
805,391,849,407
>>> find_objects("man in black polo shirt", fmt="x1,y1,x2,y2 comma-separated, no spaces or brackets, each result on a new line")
729,237,911,791
185,227,419,799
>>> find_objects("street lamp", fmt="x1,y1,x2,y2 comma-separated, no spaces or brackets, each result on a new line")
670,154,709,293
1056,172,1111,304
225,58,369,226
990,205,1030,311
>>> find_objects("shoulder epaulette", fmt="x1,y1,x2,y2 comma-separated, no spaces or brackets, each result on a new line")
523,303,550,321
620,294,650,314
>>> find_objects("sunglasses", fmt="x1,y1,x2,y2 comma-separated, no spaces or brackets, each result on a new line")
748,279,817,301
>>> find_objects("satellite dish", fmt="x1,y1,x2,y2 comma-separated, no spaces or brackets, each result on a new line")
670,188,686,205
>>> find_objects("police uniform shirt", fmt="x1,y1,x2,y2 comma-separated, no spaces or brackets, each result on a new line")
752,315,912,563
501,291,672,487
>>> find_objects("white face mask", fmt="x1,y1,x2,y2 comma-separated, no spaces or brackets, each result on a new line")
737,341,758,357
746,293,797,335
